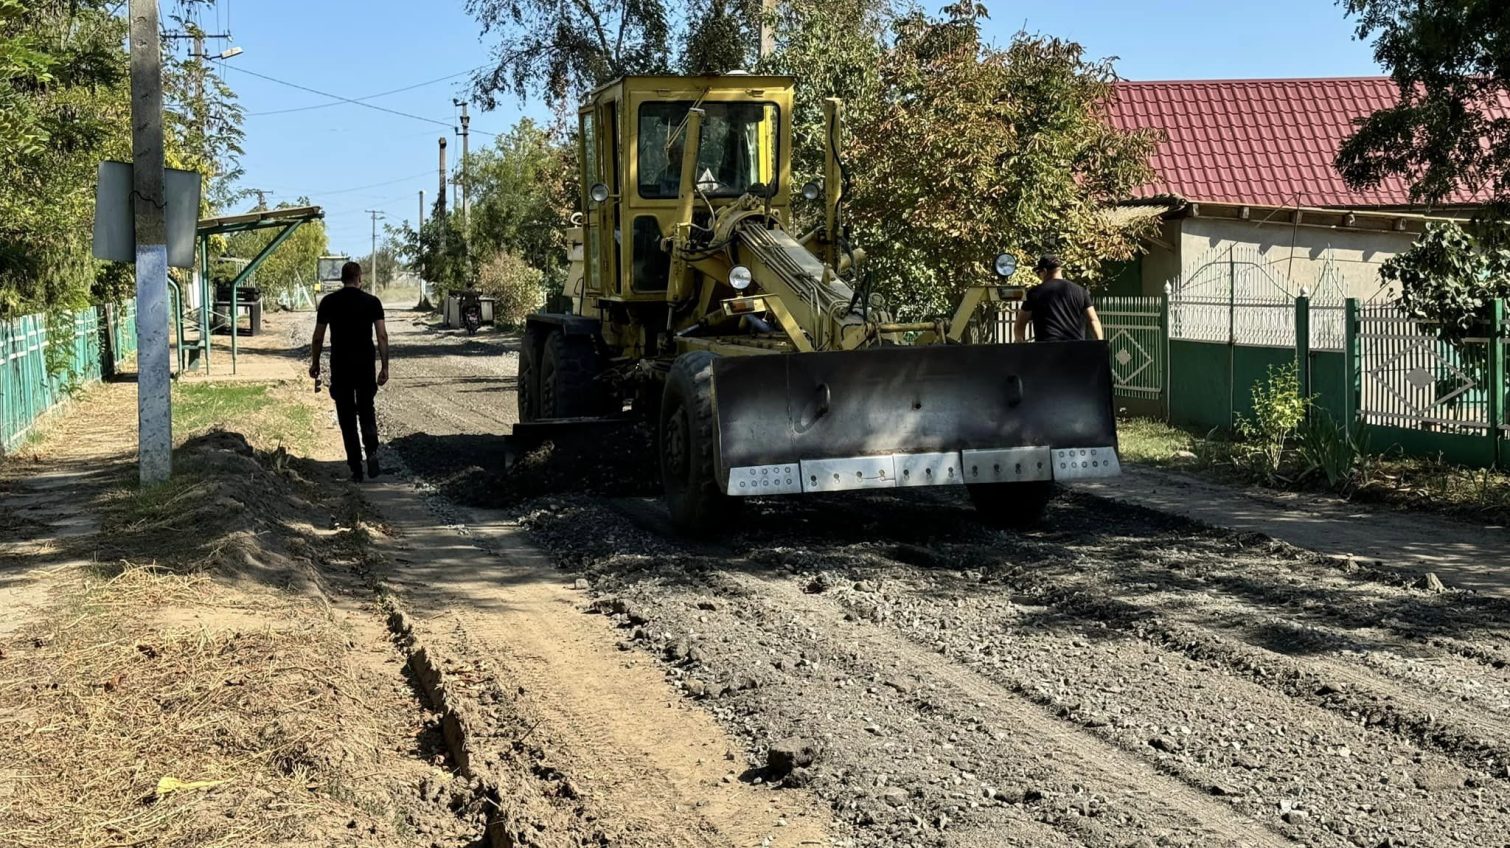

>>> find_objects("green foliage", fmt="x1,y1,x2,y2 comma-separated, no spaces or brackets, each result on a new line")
0,0,244,317
465,119,575,292
681,0,760,75
0,0,130,316
1337,0,1510,210
476,251,545,327
467,0,673,103
843,3,1159,317
1235,364,1309,480
222,201,330,303
1296,409,1373,494
1379,221,1510,339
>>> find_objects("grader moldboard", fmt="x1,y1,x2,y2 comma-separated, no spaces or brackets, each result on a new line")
513,73,1120,534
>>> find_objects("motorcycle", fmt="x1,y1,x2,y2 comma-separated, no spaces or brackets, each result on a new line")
460,293,482,336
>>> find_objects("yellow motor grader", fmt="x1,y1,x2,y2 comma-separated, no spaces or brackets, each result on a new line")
515,73,1120,533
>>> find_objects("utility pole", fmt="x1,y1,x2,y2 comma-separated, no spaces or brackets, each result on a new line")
759,0,777,60
419,190,425,230
129,0,171,485
437,137,448,220
366,210,385,289
454,100,470,229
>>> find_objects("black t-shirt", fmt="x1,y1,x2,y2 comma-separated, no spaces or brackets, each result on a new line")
1023,278,1092,342
317,286,385,382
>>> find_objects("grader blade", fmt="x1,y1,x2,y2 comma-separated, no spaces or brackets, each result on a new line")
713,343,1120,496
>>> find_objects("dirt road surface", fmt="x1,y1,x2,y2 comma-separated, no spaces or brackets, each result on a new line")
365,306,1510,848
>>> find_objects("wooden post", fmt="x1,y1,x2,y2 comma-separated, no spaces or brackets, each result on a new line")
130,0,172,484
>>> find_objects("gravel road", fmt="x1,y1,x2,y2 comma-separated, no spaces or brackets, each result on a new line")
376,306,1510,848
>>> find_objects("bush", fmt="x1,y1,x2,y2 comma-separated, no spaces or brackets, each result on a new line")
1235,364,1308,481
1296,409,1372,494
474,251,544,328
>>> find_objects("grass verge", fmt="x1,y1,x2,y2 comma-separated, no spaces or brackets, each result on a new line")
1119,416,1510,525
173,382,314,453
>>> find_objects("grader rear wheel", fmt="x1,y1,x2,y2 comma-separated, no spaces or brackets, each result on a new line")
660,351,740,535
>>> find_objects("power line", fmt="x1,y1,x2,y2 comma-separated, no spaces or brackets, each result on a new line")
227,65,454,129
227,65,499,136
247,65,487,116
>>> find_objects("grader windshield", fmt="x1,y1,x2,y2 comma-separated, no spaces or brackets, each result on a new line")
637,101,779,199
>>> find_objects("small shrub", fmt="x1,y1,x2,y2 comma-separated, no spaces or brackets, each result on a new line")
475,250,544,327
1235,364,1308,481
1296,409,1371,494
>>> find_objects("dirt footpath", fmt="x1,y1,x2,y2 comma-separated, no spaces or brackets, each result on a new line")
1079,467,1510,600
372,307,1510,848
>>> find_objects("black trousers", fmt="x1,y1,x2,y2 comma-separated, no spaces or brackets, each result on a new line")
330,380,378,473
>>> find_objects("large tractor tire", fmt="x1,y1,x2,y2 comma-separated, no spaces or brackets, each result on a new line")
660,351,741,535
966,480,1056,528
517,327,542,423
539,330,606,419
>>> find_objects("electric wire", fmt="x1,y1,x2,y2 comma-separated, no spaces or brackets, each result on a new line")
227,65,498,136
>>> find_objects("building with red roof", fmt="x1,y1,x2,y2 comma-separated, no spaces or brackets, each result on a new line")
1103,77,1480,299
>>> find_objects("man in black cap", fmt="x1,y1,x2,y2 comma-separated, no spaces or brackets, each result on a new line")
1014,254,1104,343
309,261,388,482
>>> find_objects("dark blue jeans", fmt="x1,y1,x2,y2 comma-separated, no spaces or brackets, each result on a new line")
330,379,378,474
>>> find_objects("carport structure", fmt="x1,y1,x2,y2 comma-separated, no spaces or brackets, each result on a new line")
177,205,324,375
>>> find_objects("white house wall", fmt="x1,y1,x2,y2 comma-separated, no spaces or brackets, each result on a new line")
1173,216,1411,301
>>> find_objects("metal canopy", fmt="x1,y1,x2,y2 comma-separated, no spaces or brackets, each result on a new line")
179,205,325,375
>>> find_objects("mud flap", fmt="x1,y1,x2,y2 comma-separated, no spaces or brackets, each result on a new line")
712,343,1117,491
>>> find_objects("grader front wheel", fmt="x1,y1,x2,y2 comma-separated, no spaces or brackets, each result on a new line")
660,352,740,535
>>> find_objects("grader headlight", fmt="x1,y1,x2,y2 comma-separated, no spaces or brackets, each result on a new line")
730,265,753,291
994,253,1018,278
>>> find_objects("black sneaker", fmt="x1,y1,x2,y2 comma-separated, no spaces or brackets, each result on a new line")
366,459,382,479
350,469,363,483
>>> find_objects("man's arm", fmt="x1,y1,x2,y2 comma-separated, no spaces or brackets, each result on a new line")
1014,309,1032,343
375,319,390,386
309,322,326,379
1086,306,1105,341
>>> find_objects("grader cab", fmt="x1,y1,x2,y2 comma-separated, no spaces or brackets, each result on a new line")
516,74,1120,534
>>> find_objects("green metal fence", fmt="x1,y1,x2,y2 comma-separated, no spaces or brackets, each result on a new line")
1,301,137,454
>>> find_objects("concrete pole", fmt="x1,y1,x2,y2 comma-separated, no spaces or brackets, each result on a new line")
366,210,384,288
419,190,425,230
437,137,448,219
130,0,172,485
455,100,470,230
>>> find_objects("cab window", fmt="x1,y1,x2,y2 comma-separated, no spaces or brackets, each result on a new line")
637,101,779,200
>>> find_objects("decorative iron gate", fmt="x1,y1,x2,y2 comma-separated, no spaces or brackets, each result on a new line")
1099,296,1166,407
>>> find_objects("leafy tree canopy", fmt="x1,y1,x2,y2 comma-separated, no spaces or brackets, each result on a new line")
845,1,1158,316
467,0,767,105
1337,0,1510,211
1380,221,1510,337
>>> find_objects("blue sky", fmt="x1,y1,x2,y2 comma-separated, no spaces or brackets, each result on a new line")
199,0,1384,255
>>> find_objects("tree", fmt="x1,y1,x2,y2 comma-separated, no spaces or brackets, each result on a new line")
475,250,545,326
466,0,763,104
222,201,330,303
0,0,131,315
1379,221,1510,338
843,3,1158,317
465,118,576,292
1337,0,1510,211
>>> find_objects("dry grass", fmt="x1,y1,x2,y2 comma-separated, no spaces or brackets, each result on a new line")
0,565,376,848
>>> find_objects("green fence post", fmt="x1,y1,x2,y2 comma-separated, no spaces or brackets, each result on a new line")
1160,283,1172,421
1490,298,1505,470
1295,290,1311,403
1344,298,1360,431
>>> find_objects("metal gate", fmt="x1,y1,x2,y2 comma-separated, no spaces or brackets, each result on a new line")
1099,296,1165,408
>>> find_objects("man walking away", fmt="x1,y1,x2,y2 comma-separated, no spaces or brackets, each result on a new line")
1014,254,1104,343
310,261,389,481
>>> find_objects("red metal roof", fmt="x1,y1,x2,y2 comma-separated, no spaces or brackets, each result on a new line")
1106,77,1497,209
